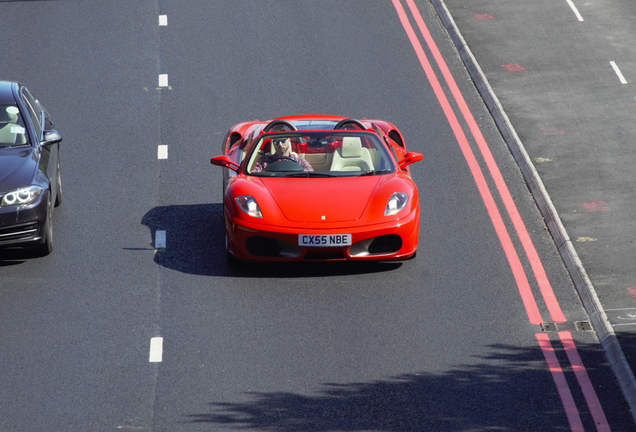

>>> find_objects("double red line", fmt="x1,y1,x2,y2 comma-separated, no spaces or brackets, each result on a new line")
391,0,609,429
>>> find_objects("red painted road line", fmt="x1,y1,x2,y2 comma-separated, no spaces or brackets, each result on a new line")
404,0,566,324
559,332,611,431
391,0,542,324
536,333,585,432
392,6,609,428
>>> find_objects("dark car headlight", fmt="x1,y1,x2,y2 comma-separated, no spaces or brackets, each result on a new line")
1,186,44,207
385,193,409,216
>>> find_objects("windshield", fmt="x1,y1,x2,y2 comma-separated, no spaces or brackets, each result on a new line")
0,104,29,148
245,131,396,177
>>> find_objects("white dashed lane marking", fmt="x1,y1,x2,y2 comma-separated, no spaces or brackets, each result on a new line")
565,0,584,21
158,74,169,87
610,61,628,84
149,337,163,362
150,16,168,367
158,145,168,159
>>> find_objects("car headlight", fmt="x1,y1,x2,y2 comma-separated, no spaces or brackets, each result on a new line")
236,195,262,218
385,192,409,216
1,186,44,207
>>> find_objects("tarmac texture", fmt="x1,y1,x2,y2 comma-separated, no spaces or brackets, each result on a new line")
433,0,636,420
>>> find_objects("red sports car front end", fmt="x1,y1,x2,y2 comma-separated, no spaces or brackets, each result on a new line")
211,116,423,264
224,203,419,262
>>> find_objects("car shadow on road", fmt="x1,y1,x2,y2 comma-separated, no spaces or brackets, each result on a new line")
0,248,34,266
185,340,634,431
140,204,402,278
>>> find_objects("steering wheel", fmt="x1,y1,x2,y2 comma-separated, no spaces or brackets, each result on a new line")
263,119,298,132
264,156,304,172
271,156,298,163
333,118,366,130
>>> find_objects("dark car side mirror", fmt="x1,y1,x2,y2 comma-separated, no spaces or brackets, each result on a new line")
40,130,62,146
398,152,423,170
211,155,240,172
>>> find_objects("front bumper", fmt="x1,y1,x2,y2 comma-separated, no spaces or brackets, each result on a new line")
0,192,49,248
226,207,419,262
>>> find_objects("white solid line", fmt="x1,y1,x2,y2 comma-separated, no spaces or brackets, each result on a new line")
155,230,166,249
565,0,584,21
610,61,628,84
149,337,163,362
158,74,169,87
159,15,168,26
158,145,168,159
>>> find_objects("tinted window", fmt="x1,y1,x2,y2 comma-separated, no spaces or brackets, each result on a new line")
0,104,30,148
20,88,42,139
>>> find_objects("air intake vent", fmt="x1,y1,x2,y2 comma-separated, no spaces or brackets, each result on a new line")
0,222,39,242
368,235,402,254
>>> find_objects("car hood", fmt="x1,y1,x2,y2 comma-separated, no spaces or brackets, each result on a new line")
0,147,37,192
261,176,382,222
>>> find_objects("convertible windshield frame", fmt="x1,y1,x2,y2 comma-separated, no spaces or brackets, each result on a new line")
244,130,396,178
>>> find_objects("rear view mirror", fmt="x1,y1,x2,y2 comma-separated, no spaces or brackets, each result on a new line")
211,155,240,172
398,152,423,170
40,130,62,146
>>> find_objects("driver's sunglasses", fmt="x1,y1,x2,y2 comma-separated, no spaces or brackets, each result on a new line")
273,139,288,146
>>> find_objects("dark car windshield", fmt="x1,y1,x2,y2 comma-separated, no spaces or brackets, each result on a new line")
245,131,396,177
0,104,30,148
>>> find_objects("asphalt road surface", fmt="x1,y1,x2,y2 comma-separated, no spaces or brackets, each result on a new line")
0,0,634,431
440,0,636,413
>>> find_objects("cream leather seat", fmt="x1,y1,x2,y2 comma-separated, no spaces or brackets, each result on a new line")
330,137,374,172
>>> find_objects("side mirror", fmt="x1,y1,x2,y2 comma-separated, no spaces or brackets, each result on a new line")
40,130,62,146
211,155,240,172
398,152,423,170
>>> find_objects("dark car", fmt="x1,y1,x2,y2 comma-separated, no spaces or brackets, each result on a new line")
0,81,62,257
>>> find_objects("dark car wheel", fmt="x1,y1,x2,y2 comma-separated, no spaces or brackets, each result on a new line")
33,196,53,257
54,160,62,207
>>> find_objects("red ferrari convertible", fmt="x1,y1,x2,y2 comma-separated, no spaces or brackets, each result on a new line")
210,115,422,262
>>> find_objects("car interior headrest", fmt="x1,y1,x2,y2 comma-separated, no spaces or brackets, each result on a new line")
341,137,363,158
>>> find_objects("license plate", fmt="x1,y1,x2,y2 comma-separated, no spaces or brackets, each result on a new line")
298,234,352,247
